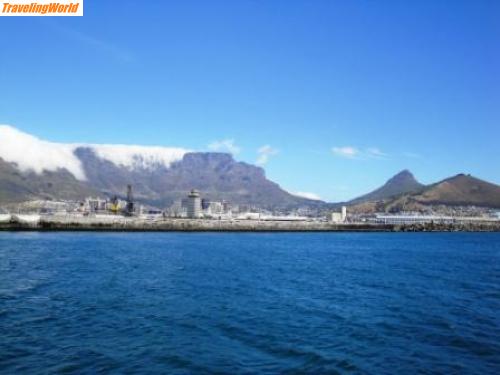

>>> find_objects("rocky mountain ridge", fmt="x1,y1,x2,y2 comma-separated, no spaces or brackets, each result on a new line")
347,172,500,213
1,126,499,212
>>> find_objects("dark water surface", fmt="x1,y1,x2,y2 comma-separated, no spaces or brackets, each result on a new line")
1,232,499,374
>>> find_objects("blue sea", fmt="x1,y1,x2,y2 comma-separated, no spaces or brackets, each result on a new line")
0,232,499,374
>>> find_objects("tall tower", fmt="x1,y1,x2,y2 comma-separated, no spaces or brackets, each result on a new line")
341,206,347,222
187,189,201,218
126,184,134,215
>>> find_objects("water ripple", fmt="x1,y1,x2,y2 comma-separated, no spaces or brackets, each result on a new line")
0,232,499,374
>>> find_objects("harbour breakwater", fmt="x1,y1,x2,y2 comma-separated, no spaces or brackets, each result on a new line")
1,215,499,232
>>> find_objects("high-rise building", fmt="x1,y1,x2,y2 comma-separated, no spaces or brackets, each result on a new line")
187,189,202,218
125,184,135,215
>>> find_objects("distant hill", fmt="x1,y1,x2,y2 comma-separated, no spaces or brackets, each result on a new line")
0,158,98,203
349,170,424,204
348,172,500,213
387,174,500,210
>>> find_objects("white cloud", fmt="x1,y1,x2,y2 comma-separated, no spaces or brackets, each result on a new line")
90,144,188,170
332,146,389,160
365,147,388,159
207,139,241,155
0,125,86,180
0,125,190,181
331,146,360,159
256,145,278,165
293,191,322,201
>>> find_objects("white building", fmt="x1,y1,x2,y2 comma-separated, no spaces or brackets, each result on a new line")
374,214,500,225
204,201,224,215
84,197,108,212
186,189,202,218
168,200,186,217
371,214,453,225
330,206,347,223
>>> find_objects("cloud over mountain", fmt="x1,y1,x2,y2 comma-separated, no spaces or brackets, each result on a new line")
207,139,241,155
256,145,278,165
0,125,189,181
293,191,322,201
0,125,323,209
0,125,86,180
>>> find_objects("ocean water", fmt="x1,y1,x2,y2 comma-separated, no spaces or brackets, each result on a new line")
0,232,499,374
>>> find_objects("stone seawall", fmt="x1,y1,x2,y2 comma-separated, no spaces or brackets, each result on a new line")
0,217,393,232
0,216,499,232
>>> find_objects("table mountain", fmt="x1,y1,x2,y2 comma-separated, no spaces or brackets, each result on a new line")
0,125,322,210
74,148,322,209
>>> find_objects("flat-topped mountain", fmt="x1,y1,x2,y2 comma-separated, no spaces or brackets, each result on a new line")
75,148,320,209
0,125,321,209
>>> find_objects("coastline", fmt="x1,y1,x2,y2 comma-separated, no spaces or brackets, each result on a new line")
1,216,499,232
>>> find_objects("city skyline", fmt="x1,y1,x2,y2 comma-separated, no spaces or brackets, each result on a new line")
1,0,499,201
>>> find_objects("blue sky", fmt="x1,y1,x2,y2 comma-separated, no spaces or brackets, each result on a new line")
1,0,499,201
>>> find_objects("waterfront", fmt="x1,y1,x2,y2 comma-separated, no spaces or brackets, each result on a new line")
1,233,499,373
1,215,500,232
